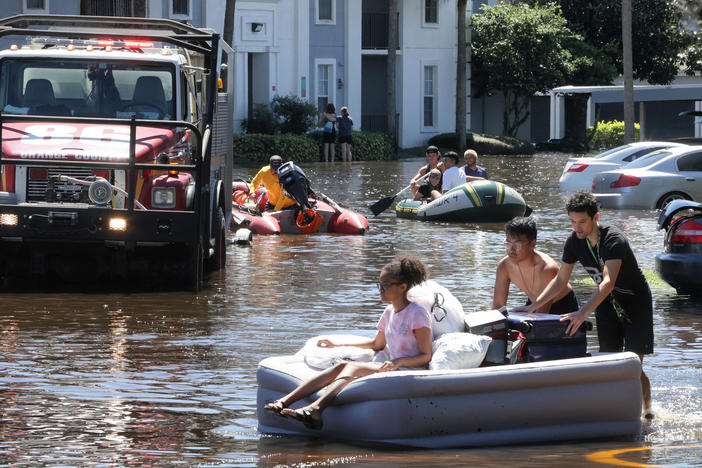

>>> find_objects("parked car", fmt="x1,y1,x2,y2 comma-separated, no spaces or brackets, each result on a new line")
559,141,686,193
591,145,702,210
655,199,702,295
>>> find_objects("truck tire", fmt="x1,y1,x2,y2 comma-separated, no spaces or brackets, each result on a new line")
205,207,226,272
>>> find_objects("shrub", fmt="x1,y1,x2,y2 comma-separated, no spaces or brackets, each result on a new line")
233,134,319,164
240,103,277,134
587,120,640,150
308,130,392,161
272,95,318,134
234,131,393,163
427,132,534,154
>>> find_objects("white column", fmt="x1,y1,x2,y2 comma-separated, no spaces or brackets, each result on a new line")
696,101,702,139
586,96,595,127
345,0,362,120
234,51,248,133
550,91,565,140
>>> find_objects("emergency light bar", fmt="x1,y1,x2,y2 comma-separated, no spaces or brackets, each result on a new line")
29,37,154,49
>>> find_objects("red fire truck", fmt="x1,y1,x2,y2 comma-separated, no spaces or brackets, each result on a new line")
0,15,234,290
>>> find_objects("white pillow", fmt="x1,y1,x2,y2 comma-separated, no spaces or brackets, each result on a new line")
296,334,376,370
429,332,492,370
407,280,466,339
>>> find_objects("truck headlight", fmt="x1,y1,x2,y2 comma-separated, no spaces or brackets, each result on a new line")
108,217,127,231
0,213,18,226
152,187,176,209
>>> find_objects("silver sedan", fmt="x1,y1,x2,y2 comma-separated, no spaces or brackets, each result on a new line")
592,145,702,210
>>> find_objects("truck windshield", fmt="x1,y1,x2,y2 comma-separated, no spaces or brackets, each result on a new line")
0,58,175,120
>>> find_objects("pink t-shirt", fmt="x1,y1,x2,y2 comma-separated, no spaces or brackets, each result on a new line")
376,301,432,360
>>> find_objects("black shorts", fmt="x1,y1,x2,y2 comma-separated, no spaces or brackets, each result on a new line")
524,289,579,315
323,130,336,143
595,288,654,355
339,134,352,144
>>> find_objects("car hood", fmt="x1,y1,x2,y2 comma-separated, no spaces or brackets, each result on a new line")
657,199,702,230
1,122,177,164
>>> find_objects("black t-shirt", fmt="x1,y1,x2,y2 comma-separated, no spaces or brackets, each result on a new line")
562,224,649,300
418,180,441,198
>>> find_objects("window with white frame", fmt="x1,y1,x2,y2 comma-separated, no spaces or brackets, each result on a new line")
316,61,335,112
317,0,335,25
170,0,191,19
423,65,437,129
23,0,49,13
424,0,438,25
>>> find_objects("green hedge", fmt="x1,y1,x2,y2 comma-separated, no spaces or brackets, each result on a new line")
427,132,534,155
233,131,392,163
587,120,640,150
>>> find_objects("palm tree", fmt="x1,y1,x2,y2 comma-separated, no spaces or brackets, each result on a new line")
387,0,398,155
456,0,468,154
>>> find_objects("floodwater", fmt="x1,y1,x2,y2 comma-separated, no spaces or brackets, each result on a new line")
1,153,701,467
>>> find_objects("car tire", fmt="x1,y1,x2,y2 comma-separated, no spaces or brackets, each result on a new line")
656,192,689,210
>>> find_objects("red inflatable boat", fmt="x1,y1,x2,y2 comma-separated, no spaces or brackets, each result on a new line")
230,168,368,235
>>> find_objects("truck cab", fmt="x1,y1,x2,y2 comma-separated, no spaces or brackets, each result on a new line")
0,15,234,290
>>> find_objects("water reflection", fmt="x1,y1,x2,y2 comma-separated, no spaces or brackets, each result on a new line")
0,153,700,466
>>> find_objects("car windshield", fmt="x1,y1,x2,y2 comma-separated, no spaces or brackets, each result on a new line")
0,58,175,120
593,144,633,159
621,150,673,169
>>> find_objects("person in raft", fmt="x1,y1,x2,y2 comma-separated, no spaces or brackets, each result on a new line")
249,155,296,211
263,255,433,430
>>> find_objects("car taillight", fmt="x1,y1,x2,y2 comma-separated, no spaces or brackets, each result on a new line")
29,168,47,180
93,170,110,179
671,219,702,243
609,174,641,188
567,163,589,172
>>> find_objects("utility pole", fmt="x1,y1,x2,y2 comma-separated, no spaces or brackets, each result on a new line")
622,0,635,143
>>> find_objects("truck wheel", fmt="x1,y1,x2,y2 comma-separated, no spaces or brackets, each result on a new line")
205,207,226,272
190,244,203,292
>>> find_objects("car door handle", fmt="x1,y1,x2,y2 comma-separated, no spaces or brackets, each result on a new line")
686,177,696,181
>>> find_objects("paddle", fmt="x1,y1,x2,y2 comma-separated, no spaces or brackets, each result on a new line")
369,172,431,216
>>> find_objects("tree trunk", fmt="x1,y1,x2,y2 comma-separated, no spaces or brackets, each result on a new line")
622,0,635,143
387,0,398,155
223,0,236,48
456,0,468,154
221,0,236,92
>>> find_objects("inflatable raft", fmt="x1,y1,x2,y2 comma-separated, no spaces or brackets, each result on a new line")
395,180,527,222
231,162,368,235
231,197,368,235
257,349,643,448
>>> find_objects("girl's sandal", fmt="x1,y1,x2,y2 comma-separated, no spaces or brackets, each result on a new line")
263,400,287,415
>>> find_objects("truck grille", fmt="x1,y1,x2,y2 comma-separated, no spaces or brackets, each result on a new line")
26,168,97,202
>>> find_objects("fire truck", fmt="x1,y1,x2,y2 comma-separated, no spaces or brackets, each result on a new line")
0,15,234,290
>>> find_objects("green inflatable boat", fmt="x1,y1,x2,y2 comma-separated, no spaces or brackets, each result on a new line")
395,180,527,222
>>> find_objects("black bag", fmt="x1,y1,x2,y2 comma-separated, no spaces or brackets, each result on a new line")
465,309,508,364
506,311,591,363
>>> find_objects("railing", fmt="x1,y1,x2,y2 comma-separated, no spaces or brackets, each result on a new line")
362,12,388,50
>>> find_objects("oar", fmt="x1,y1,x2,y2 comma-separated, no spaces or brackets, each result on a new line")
369,172,431,216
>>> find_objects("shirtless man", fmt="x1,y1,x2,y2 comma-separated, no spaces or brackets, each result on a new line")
410,145,445,198
492,217,578,314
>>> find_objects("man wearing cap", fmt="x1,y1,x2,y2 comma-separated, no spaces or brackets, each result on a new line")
413,168,442,200
250,155,296,211
410,145,445,198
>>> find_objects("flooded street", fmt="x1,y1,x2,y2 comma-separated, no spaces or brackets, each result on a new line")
1,152,701,467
